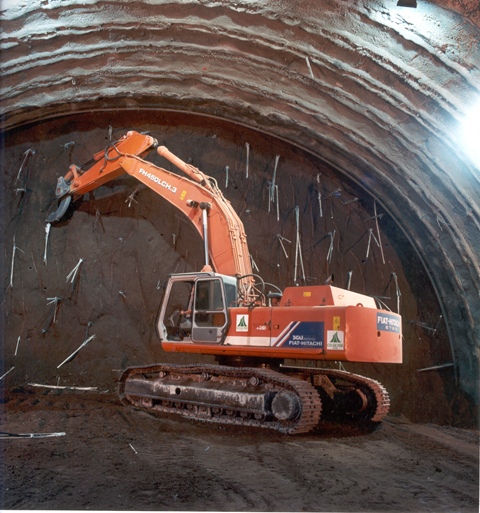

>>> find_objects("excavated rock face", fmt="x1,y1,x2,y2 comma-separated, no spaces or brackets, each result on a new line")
1,1,479,426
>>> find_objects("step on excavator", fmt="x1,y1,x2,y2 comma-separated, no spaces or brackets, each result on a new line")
47,130,402,434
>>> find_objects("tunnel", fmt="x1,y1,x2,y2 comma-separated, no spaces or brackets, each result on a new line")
1,0,479,427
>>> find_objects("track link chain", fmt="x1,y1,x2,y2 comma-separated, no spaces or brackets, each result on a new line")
282,366,390,422
119,363,322,434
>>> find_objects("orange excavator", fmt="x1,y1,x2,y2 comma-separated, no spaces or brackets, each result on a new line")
47,130,402,434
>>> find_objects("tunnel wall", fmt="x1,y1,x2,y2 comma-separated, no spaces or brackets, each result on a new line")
1,1,479,413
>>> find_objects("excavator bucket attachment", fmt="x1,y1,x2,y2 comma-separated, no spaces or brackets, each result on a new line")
46,195,72,223
45,131,158,223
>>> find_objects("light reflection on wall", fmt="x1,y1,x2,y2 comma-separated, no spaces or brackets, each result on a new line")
459,99,480,171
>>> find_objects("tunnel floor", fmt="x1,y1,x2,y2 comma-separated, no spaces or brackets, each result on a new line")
1,386,478,511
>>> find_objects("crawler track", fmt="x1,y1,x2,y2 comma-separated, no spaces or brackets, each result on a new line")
119,363,322,434
119,363,389,434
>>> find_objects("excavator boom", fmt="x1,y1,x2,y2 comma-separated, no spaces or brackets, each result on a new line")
48,131,253,279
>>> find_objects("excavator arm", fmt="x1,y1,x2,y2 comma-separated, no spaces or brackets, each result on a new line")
47,131,157,222
47,131,253,279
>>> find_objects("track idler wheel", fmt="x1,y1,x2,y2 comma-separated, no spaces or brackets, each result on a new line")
342,388,369,415
271,390,301,421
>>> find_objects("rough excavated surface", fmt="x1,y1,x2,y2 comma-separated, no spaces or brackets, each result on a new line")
1,2,479,511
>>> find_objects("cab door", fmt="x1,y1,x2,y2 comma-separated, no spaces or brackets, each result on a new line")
191,277,229,344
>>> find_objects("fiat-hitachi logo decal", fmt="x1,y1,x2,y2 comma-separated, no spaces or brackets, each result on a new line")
376,313,401,333
273,322,324,348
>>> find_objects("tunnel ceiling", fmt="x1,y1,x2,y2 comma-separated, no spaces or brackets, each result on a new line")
1,0,479,402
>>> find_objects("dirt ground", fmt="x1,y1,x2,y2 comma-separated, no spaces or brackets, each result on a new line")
0,386,478,512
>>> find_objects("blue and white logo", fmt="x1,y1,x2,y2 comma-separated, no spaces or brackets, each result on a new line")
274,322,324,348
377,313,401,333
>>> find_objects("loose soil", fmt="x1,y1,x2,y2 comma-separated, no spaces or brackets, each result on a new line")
1,386,478,512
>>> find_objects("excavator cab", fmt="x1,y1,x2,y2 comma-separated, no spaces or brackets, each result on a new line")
158,272,237,344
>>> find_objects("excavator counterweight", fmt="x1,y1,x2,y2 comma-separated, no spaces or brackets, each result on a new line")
47,130,402,434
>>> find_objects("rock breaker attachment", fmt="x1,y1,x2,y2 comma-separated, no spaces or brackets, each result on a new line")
46,194,72,223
